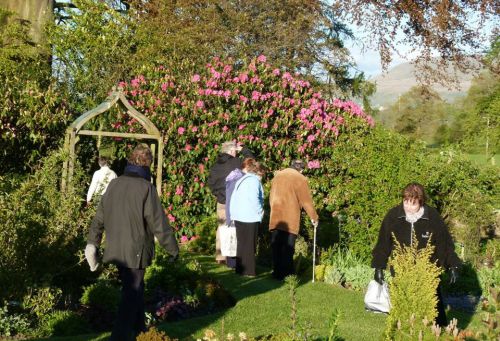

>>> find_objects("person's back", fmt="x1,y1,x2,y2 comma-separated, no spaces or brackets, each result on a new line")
269,160,318,280
86,145,178,341
86,156,117,204
269,168,316,234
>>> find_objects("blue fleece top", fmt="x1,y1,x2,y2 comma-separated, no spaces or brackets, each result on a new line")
229,173,264,223
225,168,245,225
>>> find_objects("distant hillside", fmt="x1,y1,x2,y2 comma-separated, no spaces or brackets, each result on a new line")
369,61,478,109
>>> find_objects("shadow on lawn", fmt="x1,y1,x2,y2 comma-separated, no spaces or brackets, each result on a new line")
158,253,294,340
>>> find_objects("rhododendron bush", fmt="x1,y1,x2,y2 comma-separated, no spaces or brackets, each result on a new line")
113,56,374,239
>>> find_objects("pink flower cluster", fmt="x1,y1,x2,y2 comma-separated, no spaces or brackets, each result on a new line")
119,55,376,235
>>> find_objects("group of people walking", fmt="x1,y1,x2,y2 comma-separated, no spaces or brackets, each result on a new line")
207,141,319,279
85,143,461,340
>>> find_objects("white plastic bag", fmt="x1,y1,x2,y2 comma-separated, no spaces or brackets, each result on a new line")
220,223,237,257
364,280,391,313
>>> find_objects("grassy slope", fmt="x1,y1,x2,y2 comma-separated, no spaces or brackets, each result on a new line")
160,255,386,340
33,254,486,341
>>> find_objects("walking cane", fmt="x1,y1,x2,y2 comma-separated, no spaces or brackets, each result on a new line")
312,222,318,283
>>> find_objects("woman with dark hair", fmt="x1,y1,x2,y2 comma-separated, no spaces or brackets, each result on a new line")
371,182,461,326
229,158,265,276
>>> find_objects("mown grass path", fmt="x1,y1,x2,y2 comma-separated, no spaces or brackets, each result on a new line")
161,254,387,340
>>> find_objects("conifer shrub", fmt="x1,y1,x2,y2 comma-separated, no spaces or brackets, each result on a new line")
385,231,443,340
136,327,173,341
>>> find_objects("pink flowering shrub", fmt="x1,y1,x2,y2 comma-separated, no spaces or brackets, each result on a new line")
115,56,374,238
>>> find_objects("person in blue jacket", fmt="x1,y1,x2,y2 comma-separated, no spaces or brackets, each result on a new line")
229,158,265,276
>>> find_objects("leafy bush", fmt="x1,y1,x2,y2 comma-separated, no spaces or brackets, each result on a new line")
314,264,326,282
318,247,372,290
37,310,91,337
144,248,235,323
323,266,343,286
114,56,374,240
322,126,499,261
23,286,62,320
0,150,95,301
80,280,120,313
385,231,443,339
293,236,310,275
477,263,500,294
0,305,31,337
0,8,70,173
342,264,372,291
188,215,217,254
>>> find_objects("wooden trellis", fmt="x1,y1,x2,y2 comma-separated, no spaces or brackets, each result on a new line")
62,87,164,196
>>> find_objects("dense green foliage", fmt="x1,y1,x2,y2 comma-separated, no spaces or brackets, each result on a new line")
0,8,69,172
80,280,120,314
315,247,372,291
318,124,499,261
0,151,94,301
37,311,92,337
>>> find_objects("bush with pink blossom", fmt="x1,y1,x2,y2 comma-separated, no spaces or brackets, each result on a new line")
113,56,497,261
114,56,374,242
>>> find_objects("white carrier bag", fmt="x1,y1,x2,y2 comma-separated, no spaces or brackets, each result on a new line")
364,280,391,313
220,222,237,257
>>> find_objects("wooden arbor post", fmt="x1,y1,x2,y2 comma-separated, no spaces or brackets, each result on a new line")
62,87,164,196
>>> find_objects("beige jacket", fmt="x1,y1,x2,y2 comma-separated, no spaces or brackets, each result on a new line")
269,168,318,235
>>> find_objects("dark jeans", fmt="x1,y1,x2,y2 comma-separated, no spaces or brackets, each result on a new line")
270,229,297,280
235,221,259,276
110,267,146,341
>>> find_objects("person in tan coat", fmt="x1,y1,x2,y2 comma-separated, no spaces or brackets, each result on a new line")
269,160,318,280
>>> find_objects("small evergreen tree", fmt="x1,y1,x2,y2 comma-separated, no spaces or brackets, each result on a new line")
385,231,443,340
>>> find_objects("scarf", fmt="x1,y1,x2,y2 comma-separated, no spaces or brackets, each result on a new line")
405,206,424,224
124,163,151,181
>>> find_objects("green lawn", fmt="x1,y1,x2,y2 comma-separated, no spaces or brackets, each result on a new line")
464,153,499,167
33,254,486,341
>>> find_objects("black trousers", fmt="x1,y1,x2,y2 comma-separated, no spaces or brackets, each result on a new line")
235,221,259,276
436,284,447,327
271,229,297,280
110,266,146,341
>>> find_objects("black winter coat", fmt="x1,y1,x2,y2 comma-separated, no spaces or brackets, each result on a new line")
207,147,254,204
87,172,179,269
371,204,461,270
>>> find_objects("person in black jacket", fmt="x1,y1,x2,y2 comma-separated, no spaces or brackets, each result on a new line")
86,144,179,341
372,182,461,327
207,141,254,264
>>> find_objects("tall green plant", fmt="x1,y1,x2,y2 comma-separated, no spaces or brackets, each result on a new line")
0,8,69,173
385,231,443,340
0,150,94,301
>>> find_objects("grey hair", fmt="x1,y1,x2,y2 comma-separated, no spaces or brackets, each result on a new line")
221,141,237,154
290,159,305,171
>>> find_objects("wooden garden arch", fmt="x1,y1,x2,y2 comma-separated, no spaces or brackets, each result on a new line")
62,87,164,196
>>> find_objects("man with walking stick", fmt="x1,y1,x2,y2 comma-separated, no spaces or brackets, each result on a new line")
269,160,318,281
